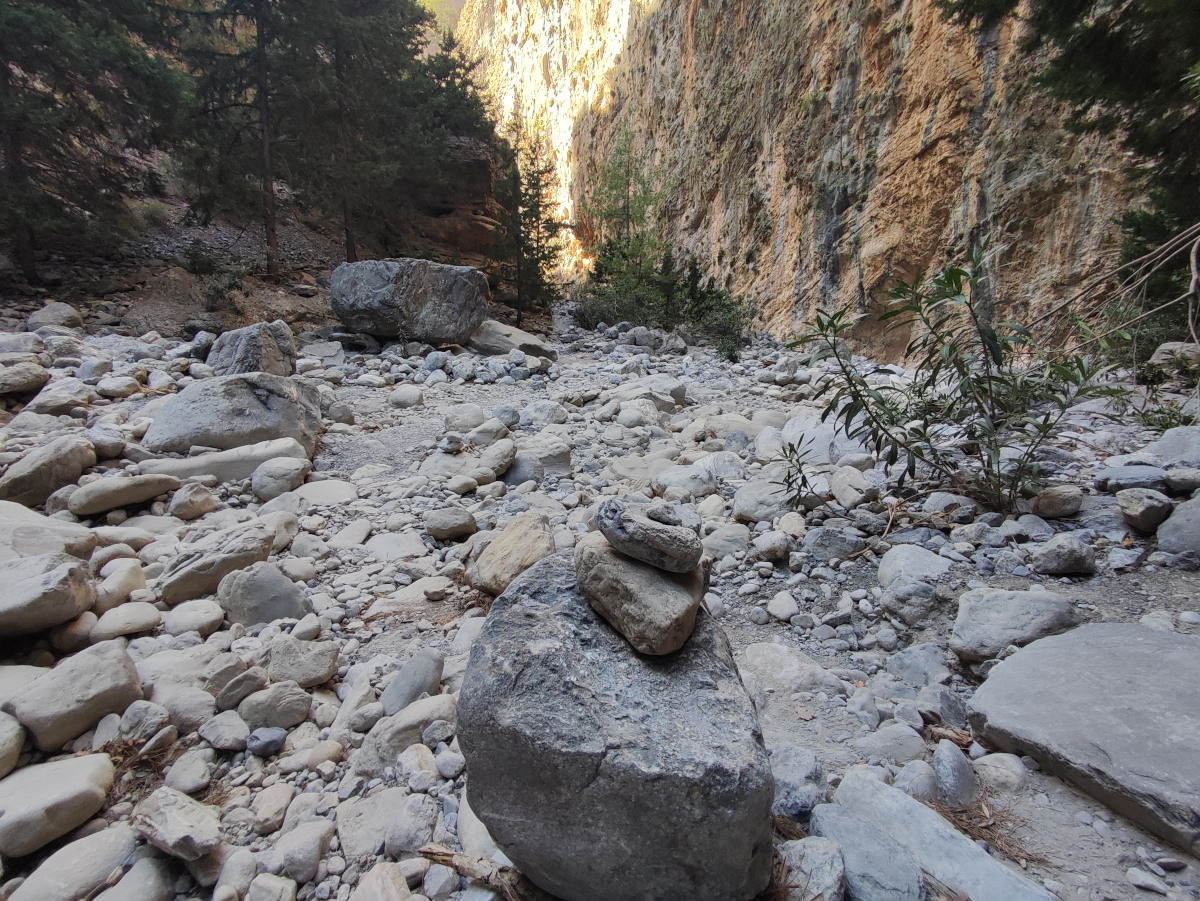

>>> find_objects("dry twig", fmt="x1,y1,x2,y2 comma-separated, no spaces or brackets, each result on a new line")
419,843,555,901
927,794,1048,867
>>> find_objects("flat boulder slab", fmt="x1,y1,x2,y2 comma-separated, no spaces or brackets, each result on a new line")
330,258,489,345
969,624,1200,856
0,499,95,563
574,532,704,655
207,319,297,377
0,434,95,506
833,769,1053,901
68,473,181,517
949,587,1080,662
0,552,95,636
469,319,558,360
0,754,114,857
877,544,951,588
459,554,773,901
594,498,703,573
138,437,310,484
142,373,322,456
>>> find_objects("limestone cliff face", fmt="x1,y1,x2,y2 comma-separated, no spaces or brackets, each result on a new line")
458,0,1132,352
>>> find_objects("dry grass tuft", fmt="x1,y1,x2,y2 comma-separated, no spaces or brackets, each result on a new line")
772,815,807,841
753,846,794,901
100,738,178,807
927,793,1048,867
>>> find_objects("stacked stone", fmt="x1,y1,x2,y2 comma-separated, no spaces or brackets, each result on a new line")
574,497,709,655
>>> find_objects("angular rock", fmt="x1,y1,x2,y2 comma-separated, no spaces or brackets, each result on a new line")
266,635,338,688
770,744,823,819
830,465,879,510
380,649,444,716
466,510,556,595
93,856,176,901
238,681,312,731
166,482,218,520
834,770,1054,901
0,434,96,506
809,804,923,901
199,710,250,751
8,639,142,750
0,754,114,857
1031,485,1082,519
158,523,275,607
595,498,703,573
142,373,322,456
348,862,413,901
331,258,489,344
459,555,773,901
0,552,95,636
574,532,704,655
1157,496,1200,556
217,560,311,626
252,458,311,501
969,624,1200,856
933,739,981,807
68,474,180,517
1116,487,1173,532
801,527,865,561
207,320,297,377
1029,533,1096,575
949,587,1080,661
133,786,221,861
732,480,790,524
877,544,951,587
779,837,845,901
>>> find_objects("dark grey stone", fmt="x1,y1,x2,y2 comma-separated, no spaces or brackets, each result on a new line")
1093,465,1168,493
933,739,981,808
802,527,866,561
595,498,703,573
769,744,824,819
969,624,1200,856
458,554,773,901
330,258,488,345
380,650,444,717
207,320,296,377
217,562,312,627
1156,496,1200,556
247,727,288,758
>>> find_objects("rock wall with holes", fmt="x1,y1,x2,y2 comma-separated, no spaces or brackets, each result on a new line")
458,0,1134,354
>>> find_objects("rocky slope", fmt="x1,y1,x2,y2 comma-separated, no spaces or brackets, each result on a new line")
0,278,1198,900
458,0,1133,353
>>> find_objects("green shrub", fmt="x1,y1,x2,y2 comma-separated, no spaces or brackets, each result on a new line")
787,251,1125,511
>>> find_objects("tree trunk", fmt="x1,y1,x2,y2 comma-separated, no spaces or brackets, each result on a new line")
342,196,357,263
0,55,39,284
255,0,280,276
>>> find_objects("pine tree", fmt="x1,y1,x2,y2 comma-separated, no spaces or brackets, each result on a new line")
491,127,567,327
0,0,189,282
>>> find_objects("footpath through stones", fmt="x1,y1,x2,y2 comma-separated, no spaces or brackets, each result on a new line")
0,258,1196,901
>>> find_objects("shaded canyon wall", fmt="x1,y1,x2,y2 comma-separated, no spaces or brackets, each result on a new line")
457,0,1133,353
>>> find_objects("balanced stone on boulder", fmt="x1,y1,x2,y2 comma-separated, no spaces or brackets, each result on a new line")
330,258,488,345
594,497,703,573
206,319,297,377
458,554,773,901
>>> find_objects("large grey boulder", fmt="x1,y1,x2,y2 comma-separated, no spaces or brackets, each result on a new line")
0,434,95,506
207,320,297,377
949,587,1080,661
459,554,773,901
969,624,1200,856
330,258,488,345
142,373,322,456
0,553,95,636
9,822,139,901
731,480,790,524
833,769,1053,901
878,544,951,587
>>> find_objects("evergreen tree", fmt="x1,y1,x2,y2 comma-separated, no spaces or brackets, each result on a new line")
0,0,189,281
491,127,567,327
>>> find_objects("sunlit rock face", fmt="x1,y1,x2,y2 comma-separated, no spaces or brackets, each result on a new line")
458,0,1132,356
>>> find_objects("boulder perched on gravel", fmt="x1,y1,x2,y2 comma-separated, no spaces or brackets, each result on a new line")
0,553,95,636
330,257,489,345
1031,485,1083,519
469,319,558,360
574,532,705,655
142,372,322,455
1029,533,1096,575
207,319,297,377
949,587,1080,661
459,554,774,901
68,473,181,517
0,434,95,506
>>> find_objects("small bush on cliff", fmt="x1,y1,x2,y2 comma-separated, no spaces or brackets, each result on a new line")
787,252,1123,512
